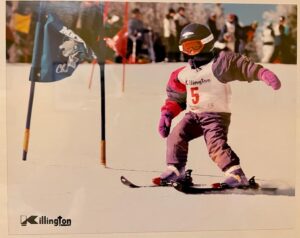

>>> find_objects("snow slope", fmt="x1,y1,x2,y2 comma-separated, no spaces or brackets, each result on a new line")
3,62,299,237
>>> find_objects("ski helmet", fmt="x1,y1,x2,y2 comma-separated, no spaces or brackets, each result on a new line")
179,23,215,56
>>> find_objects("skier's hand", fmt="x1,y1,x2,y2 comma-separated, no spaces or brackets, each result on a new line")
258,68,281,90
158,111,173,138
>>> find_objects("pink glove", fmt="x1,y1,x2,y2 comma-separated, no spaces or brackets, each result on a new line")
158,111,173,138
258,68,281,90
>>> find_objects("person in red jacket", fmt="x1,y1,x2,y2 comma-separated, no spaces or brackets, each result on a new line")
153,23,281,188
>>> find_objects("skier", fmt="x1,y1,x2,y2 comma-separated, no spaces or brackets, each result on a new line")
153,23,281,188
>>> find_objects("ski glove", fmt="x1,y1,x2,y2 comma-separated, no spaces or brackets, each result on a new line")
158,111,173,138
258,68,281,90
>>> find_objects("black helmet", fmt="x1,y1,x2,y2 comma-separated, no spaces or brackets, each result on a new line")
179,23,215,55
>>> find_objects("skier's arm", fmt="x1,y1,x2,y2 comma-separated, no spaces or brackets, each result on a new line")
161,66,187,117
213,51,281,90
159,67,187,138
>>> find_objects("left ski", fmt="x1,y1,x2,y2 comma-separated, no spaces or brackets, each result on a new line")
120,176,163,188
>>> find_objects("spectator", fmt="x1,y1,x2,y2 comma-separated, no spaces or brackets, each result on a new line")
207,13,220,39
104,13,123,62
261,23,275,63
242,21,258,61
127,8,146,63
219,13,244,53
152,31,166,62
105,13,123,38
271,16,287,63
218,14,235,52
76,1,104,61
104,26,128,63
274,16,293,64
174,7,189,61
243,21,258,43
163,8,177,62
145,26,156,63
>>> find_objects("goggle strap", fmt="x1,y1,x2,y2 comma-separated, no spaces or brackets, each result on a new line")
201,34,214,44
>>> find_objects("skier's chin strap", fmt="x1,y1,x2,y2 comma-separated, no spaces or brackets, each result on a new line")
188,51,215,70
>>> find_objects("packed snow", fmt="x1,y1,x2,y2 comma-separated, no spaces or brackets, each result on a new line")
3,62,299,237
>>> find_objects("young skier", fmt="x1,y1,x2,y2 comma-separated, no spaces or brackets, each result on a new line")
153,23,281,188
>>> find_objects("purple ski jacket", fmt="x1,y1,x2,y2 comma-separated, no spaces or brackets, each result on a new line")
161,50,264,116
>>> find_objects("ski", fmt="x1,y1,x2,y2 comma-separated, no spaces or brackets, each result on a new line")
120,176,160,188
121,175,278,195
120,175,204,188
172,176,278,195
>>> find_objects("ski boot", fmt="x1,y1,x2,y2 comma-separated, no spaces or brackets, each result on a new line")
213,165,249,189
152,165,193,187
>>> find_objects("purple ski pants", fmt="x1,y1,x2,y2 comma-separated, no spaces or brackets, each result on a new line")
166,112,240,171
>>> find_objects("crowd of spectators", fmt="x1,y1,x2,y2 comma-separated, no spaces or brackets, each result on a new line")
6,1,296,64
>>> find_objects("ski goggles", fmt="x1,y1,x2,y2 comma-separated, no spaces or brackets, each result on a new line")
179,34,214,56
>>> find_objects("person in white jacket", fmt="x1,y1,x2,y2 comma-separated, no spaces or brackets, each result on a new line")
163,8,177,62
261,23,275,63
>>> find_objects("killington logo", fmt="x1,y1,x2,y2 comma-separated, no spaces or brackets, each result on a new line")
20,215,71,227
185,78,211,86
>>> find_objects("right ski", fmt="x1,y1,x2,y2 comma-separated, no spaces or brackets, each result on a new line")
172,176,278,195
172,182,225,194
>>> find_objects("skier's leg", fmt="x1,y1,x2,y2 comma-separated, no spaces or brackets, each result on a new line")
200,112,248,187
153,112,202,185
199,112,237,170
166,112,203,168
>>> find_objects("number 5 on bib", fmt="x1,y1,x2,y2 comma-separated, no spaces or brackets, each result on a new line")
191,87,200,104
